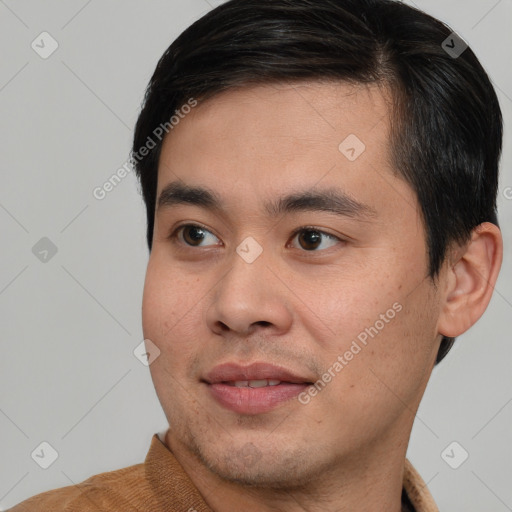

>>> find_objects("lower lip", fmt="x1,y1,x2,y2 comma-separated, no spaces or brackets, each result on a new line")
206,382,310,414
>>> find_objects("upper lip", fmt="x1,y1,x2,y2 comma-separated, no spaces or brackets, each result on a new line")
203,362,313,384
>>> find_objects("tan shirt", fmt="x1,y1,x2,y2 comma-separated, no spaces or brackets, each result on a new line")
9,433,439,511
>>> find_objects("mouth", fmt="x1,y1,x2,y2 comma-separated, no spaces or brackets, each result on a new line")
226,379,285,387
203,362,314,414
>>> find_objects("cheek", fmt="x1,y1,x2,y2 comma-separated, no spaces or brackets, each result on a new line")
303,263,398,345
316,283,440,439
314,251,438,370
338,280,440,392
141,256,203,350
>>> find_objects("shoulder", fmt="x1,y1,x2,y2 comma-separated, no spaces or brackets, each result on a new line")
8,462,148,512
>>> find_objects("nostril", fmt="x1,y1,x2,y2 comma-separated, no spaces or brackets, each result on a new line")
217,321,230,332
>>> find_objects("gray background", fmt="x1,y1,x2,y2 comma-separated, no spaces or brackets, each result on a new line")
0,0,511,510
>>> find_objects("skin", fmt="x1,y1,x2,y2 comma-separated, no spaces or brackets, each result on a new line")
141,81,502,511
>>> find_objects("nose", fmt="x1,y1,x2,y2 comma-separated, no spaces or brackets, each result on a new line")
205,249,293,337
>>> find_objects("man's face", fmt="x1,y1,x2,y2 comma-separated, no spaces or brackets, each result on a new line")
142,82,444,487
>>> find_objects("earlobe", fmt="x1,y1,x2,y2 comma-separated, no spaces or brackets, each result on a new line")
437,222,503,338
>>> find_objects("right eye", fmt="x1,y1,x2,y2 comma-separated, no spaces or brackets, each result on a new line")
171,224,222,247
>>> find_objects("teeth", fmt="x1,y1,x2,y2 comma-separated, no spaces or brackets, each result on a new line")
249,379,269,388
230,379,282,387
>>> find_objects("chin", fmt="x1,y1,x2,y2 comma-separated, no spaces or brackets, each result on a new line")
192,438,324,490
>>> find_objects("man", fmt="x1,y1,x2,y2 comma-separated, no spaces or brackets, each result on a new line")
10,0,503,510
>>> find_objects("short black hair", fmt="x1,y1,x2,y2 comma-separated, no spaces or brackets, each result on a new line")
132,0,502,364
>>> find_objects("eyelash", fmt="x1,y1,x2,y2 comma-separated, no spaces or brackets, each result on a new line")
168,223,344,252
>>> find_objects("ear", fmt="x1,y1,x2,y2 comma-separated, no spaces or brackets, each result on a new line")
437,222,503,338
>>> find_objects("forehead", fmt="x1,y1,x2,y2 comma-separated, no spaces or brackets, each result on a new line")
156,81,415,221
160,81,390,176
166,81,390,148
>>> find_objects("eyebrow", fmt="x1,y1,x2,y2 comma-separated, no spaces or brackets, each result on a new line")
156,181,377,219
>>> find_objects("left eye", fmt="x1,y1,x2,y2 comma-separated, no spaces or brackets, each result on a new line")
289,228,340,251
